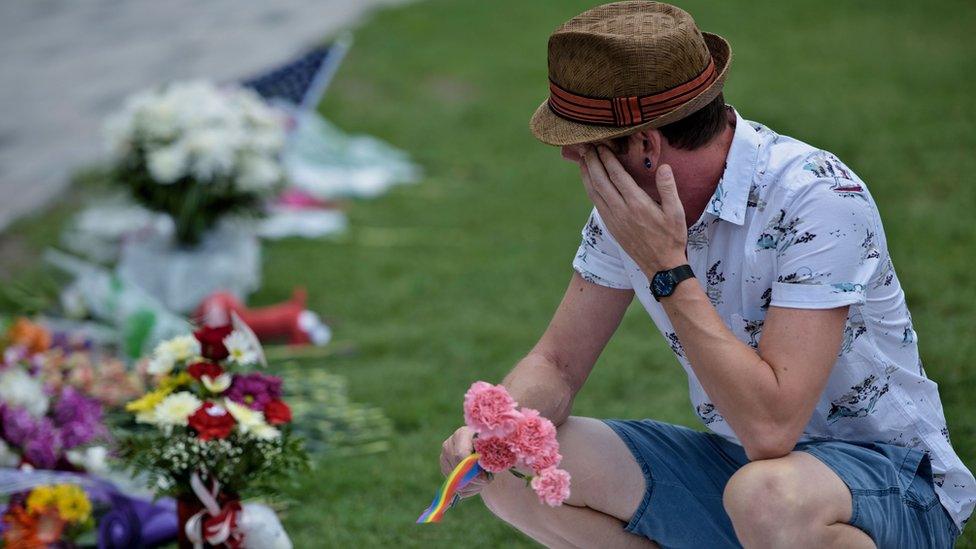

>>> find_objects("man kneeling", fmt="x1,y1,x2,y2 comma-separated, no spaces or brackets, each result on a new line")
439,2,972,547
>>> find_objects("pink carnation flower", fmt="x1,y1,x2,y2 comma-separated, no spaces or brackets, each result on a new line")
526,444,562,474
509,408,558,461
474,435,518,473
463,381,519,437
530,467,572,507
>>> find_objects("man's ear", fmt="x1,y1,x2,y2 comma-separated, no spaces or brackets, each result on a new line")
635,129,663,169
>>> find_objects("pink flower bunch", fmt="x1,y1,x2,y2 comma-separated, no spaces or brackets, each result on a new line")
462,381,571,507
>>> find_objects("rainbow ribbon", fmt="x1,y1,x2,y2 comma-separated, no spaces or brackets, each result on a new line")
416,453,484,523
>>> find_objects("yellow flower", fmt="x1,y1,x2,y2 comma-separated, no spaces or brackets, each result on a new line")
52,484,91,523
158,371,193,392
125,387,171,413
26,485,56,514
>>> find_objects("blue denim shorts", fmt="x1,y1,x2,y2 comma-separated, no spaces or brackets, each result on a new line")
603,419,960,548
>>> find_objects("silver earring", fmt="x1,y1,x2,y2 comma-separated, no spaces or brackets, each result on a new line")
644,158,653,169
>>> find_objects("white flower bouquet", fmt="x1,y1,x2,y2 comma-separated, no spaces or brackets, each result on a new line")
105,81,286,246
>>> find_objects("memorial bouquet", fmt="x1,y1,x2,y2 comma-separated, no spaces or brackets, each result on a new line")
0,324,111,471
417,381,571,523
105,80,286,245
119,322,306,548
1,483,94,547
37,346,145,410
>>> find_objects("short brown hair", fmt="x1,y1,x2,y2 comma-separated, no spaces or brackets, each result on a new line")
611,93,727,152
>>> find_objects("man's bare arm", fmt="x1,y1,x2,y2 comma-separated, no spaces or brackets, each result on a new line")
500,271,634,427
661,280,847,460
440,271,631,489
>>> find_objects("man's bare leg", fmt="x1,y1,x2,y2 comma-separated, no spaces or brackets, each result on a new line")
723,452,875,549
480,416,657,548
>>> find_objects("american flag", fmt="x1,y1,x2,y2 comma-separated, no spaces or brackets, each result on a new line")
241,33,351,111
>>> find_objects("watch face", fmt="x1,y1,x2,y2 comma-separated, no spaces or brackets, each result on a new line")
651,272,675,297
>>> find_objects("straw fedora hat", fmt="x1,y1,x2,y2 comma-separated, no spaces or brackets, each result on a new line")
529,1,731,146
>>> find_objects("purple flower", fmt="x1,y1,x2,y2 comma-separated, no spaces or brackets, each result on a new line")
1,386,108,470
225,372,282,411
1,405,38,446
22,417,62,469
53,386,107,449
0,406,62,468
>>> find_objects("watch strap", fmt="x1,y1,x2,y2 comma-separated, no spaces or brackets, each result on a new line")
669,264,695,285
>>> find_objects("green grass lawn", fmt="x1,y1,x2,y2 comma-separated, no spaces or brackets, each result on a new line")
3,0,975,546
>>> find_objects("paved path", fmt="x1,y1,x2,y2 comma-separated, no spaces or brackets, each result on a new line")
0,0,407,231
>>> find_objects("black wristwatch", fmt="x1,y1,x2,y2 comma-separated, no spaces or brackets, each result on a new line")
650,264,695,301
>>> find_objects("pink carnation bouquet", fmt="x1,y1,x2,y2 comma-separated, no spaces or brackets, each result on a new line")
463,381,571,507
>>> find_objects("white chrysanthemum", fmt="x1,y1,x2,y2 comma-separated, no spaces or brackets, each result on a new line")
147,144,188,184
236,155,280,191
66,446,109,474
152,392,203,427
226,400,280,440
146,354,175,376
186,128,237,181
108,80,285,191
137,96,180,142
0,367,49,416
223,330,257,365
147,335,200,375
162,335,200,360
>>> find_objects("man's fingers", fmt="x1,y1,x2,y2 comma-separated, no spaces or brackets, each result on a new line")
655,164,684,218
596,145,645,206
440,440,453,476
579,162,608,211
583,146,624,208
458,472,490,498
457,427,474,455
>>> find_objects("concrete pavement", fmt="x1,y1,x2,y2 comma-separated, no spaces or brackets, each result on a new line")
0,0,407,231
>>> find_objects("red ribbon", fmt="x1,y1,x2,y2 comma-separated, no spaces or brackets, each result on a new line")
185,472,245,548
547,59,718,127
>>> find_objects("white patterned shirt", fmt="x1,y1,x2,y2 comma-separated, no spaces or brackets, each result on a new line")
572,107,974,530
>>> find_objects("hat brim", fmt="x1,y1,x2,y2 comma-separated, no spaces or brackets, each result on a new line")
529,32,732,147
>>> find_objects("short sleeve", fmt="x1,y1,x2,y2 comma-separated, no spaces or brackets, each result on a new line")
768,182,882,309
572,208,632,289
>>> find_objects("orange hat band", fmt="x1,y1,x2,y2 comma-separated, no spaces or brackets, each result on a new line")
547,59,717,127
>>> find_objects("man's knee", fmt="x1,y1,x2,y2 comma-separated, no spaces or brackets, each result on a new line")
723,457,809,536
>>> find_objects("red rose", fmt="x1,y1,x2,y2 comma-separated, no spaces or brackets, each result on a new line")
187,361,224,381
188,402,236,440
264,400,292,425
194,325,233,360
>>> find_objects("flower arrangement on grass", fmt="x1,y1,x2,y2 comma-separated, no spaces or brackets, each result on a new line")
104,80,286,245
0,349,110,470
37,343,145,410
119,323,307,546
463,382,572,506
1,483,94,547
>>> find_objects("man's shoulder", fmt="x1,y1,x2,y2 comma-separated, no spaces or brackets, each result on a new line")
746,123,874,214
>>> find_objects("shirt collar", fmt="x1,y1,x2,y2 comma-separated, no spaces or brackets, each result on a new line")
704,107,761,225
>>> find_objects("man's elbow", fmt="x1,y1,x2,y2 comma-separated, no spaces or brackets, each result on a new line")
740,424,800,462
